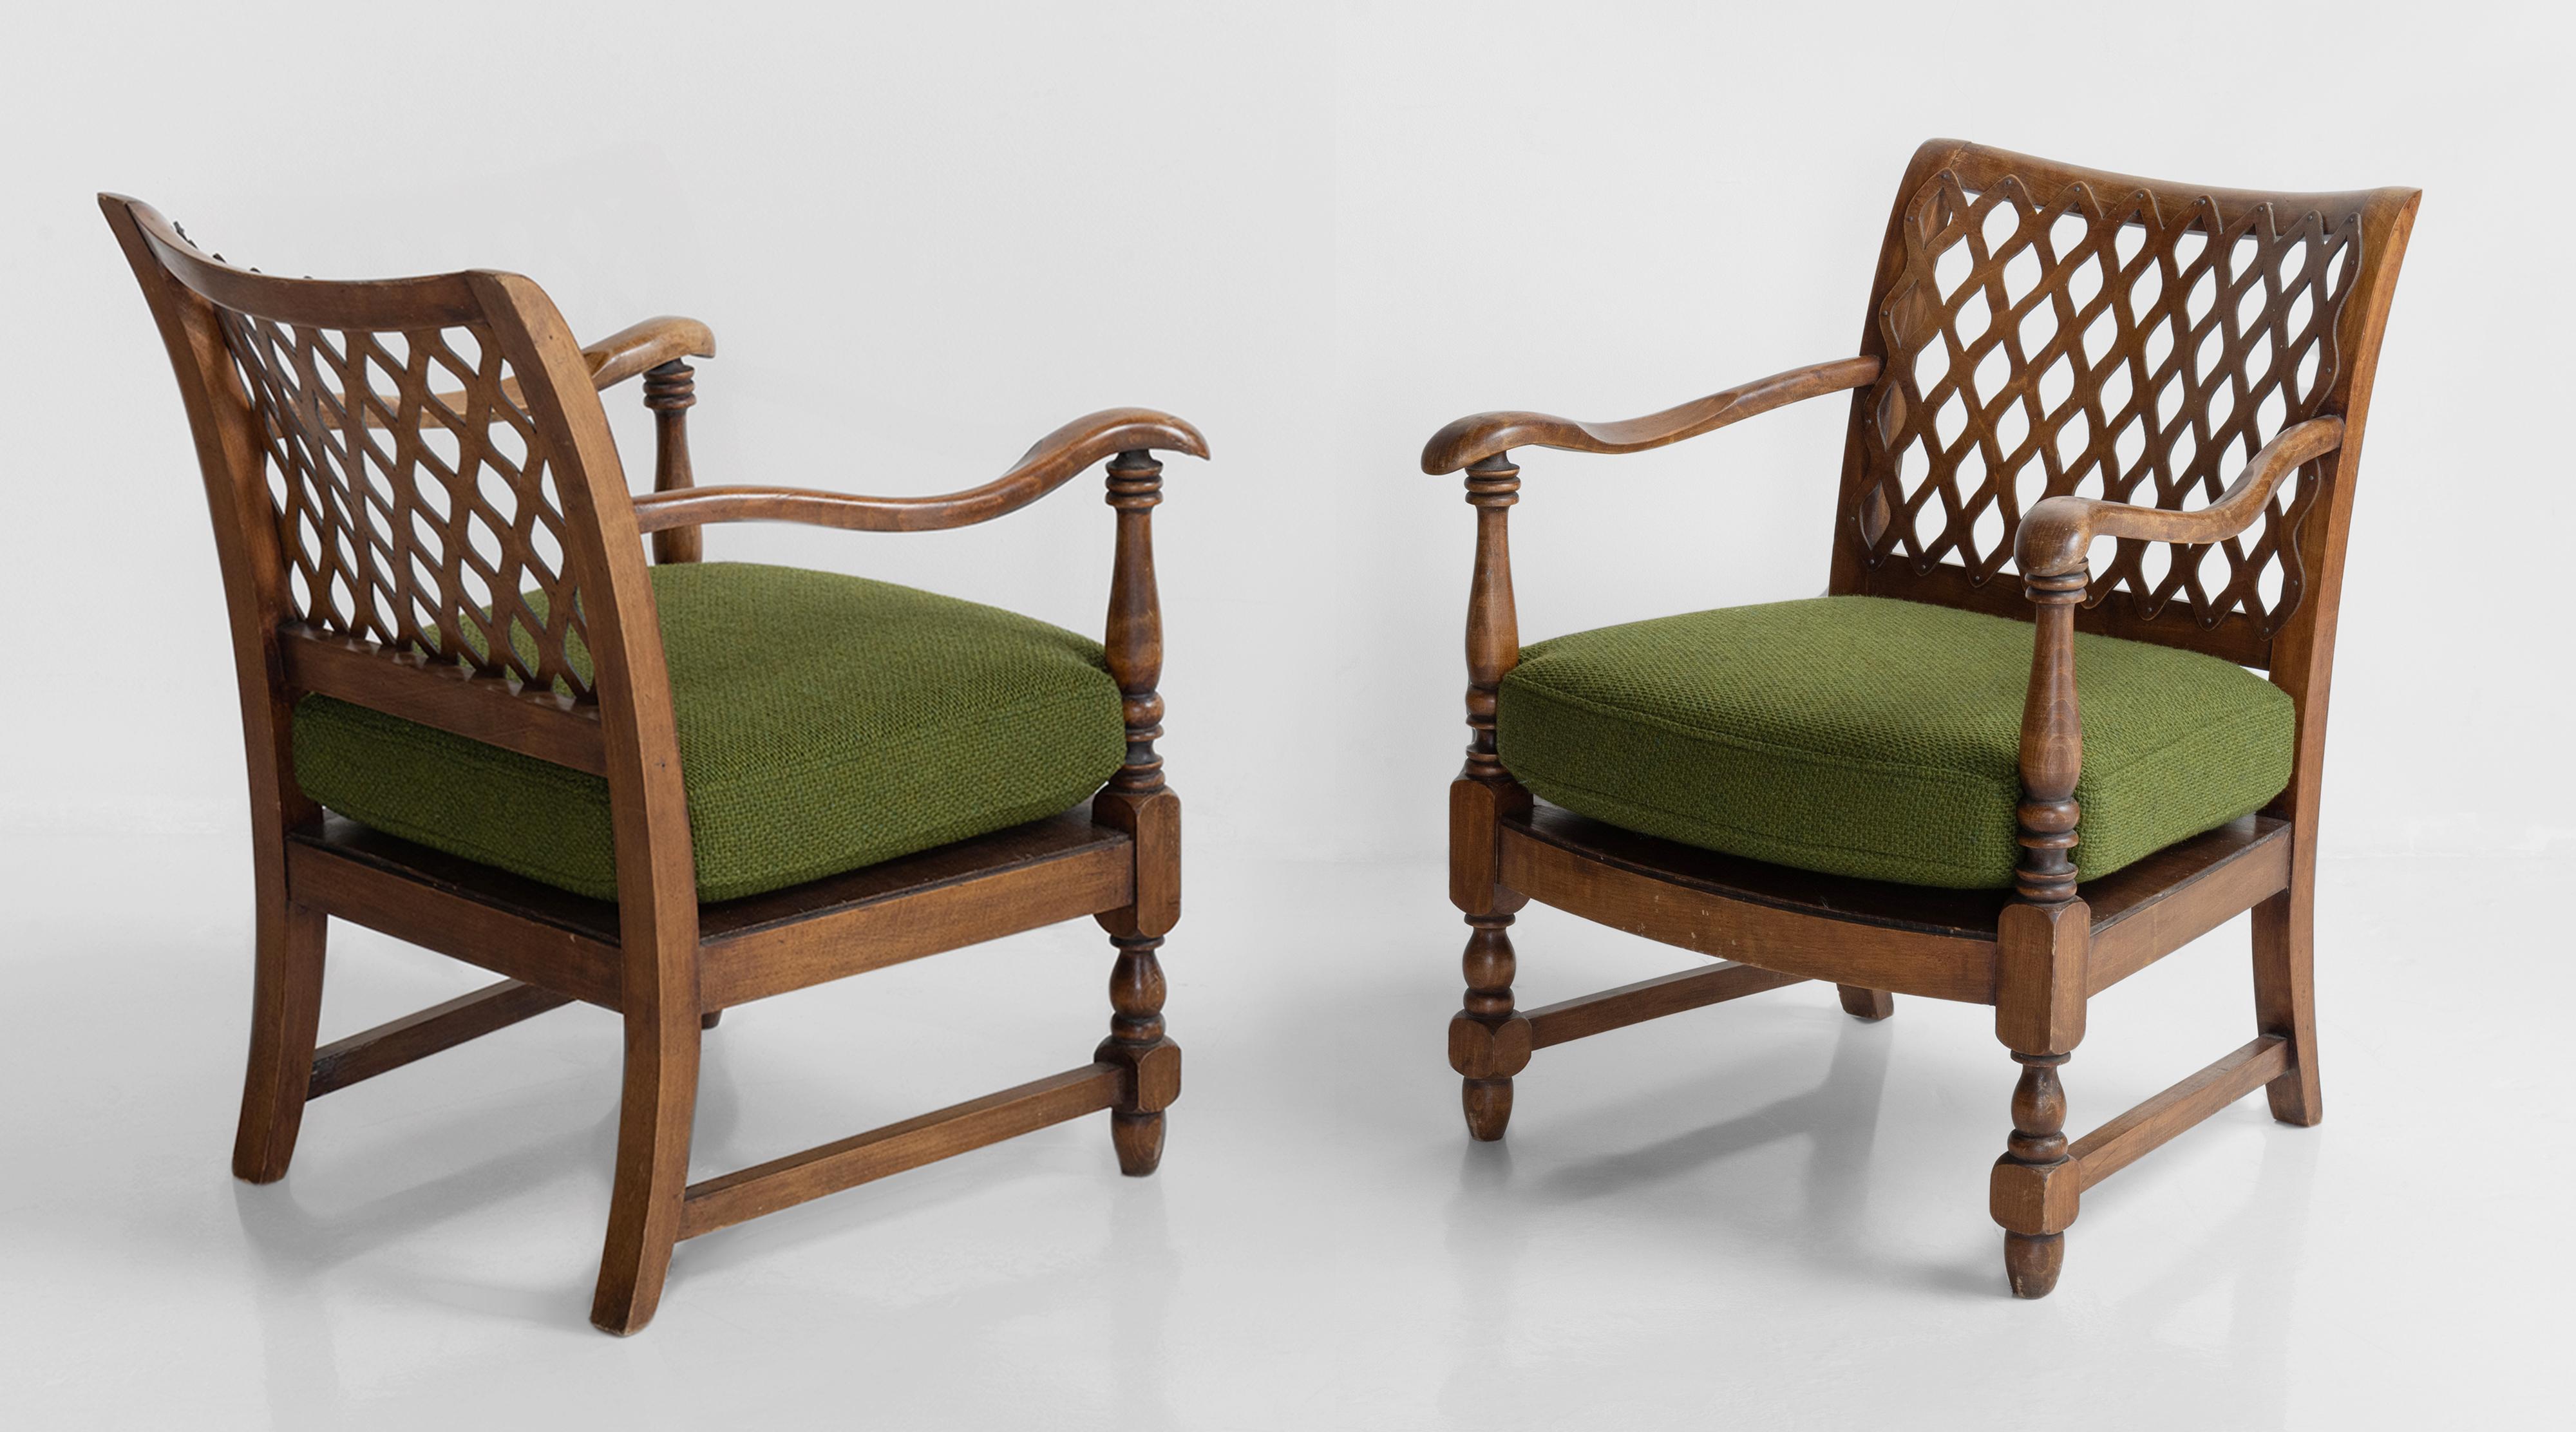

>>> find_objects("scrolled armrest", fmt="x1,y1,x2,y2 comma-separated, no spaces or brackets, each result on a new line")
581,316,716,389
630,406,1208,535
2014,418,2344,578
1420,356,1880,475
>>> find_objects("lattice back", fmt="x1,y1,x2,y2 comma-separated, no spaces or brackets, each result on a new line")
1843,146,2374,658
212,308,595,699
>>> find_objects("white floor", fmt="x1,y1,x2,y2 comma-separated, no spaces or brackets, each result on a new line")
0,833,2561,1429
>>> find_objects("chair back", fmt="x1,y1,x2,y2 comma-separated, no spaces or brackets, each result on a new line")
103,195,697,941
1830,141,2419,673
100,195,670,779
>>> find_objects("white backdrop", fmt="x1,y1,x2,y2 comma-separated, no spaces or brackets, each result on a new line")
5,0,2565,867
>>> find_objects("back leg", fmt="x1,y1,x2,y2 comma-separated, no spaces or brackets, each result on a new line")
590,995,703,1335
1836,985,1895,1021
232,898,327,1183
2251,886,2322,1125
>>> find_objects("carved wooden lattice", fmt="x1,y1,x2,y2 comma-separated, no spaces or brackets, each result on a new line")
1855,169,2363,633
215,312,593,699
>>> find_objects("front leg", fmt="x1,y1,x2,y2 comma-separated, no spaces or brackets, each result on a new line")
1448,454,1534,1140
1989,565,2090,1298
1092,449,1181,1174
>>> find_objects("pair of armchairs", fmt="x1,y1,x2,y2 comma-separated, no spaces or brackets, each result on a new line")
104,139,2417,1332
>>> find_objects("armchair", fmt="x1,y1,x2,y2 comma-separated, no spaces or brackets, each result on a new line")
1427,140,2419,1298
103,194,1203,1333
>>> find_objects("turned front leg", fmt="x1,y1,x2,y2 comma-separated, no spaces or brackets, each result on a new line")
1093,449,1181,1174
1448,454,1535,1141
1097,935,1176,1174
1991,565,2091,1299
1450,914,1530,1140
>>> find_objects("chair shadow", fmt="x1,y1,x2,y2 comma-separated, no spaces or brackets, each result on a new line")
1440,1007,1899,1297
229,1035,1185,1426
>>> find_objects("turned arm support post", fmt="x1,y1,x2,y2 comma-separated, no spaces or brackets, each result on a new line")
1461,455,1523,783
642,361,701,564
2013,568,2088,904
1103,451,1166,796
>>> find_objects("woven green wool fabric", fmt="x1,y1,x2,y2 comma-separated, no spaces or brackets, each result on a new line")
292,562,1128,903
1496,595,2293,889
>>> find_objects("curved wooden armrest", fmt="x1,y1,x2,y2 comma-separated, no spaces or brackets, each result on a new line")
2014,418,2344,578
1419,356,1881,475
346,316,716,428
580,316,716,389
630,406,1208,535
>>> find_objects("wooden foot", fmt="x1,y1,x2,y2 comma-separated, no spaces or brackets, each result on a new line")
699,1009,723,1031
1450,914,1529,1141
590,994,702,1336
2004,1231,2064,1298
1461,1077,1513,1142
2251,887,2322,1126
1110,1111,1164,1176
1990,1050,2079,1299
232,899,328,1183
1095,934,1177,1177
1836,984,1895,1021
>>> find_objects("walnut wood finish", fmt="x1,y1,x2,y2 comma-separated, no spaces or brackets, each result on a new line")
104,194,1204,1334
679,1065,1126,1238
307,979,571,1098
342,314,716,429
1426,140,2418,1300
642,359,703,565
2014,418,2343,580
1421,357,1882,475
1524,962,1804,1049
629,409,1208,535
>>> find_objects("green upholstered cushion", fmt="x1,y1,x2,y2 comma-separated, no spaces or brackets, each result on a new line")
293,561,1128,903
1496,595,2293,889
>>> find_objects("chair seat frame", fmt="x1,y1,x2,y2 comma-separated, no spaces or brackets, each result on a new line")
1426,140,2419,1298
102,193,1203,1334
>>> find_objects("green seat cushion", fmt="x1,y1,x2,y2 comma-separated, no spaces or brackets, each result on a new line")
1496,595,2293,889
293,561,1128,903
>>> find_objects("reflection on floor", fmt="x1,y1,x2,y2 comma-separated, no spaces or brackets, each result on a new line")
0,834,2556,1429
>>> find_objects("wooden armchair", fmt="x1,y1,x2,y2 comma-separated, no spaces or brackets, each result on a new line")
1426,141,2418,1297
102,195,1202,1334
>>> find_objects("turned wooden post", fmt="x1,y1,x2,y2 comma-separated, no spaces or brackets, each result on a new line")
1100,934,1171,1174
1461,455,1522,786
2014,567,2088,907
1991,563,2091,1298
643,359,701,565
1448,454,1534,1140
1092,449,1179,1174
1103,451,1166,796
1452,914,1528,1140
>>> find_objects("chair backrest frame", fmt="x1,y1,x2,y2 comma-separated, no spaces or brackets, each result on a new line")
102,195,699,961
1824,140,2419,837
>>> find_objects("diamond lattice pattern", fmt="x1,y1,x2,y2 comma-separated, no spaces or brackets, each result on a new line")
216,314,592,699
1855,169,2362,634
